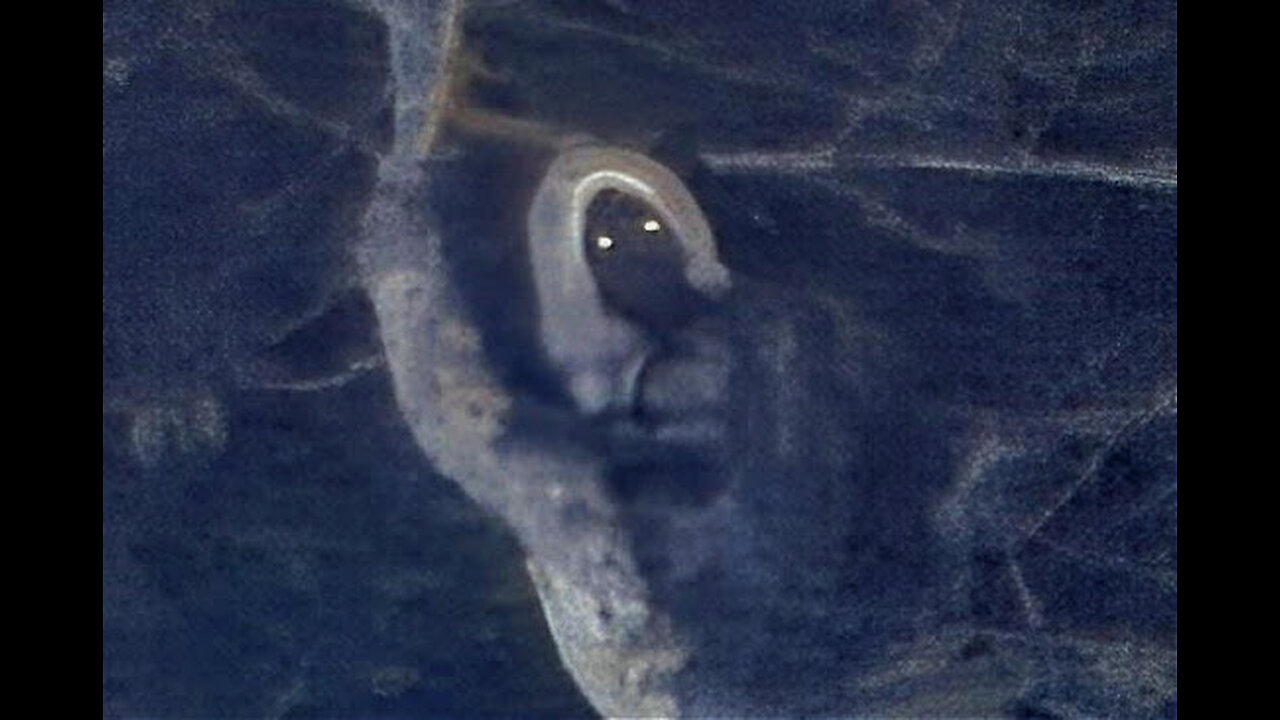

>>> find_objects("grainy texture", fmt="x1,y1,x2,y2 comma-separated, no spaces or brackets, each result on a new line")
104,0,1175,716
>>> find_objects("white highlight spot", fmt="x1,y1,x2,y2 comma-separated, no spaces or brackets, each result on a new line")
642,219,661,233
596,235,615,250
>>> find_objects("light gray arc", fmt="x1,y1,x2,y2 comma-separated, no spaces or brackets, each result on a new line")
526,144,732,414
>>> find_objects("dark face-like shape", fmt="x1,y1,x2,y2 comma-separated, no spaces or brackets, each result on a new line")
583,189,708,335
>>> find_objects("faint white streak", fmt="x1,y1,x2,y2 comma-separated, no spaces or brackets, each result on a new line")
237,145,354,234
241,355,387,393
531,14,843,101
699,147,836,174
1021,384,1178,546
700,147,1177,192
934,423,1013,537
758,318,800,459
827,177,948,253
1006,556,1044,629
218,62,371,152
170,30,383,157
967,401,1173,440
844,153,1178,191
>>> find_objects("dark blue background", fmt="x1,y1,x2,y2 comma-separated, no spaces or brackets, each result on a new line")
103,0,1175,716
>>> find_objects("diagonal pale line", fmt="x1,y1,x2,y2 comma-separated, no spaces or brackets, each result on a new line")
701,148,1177,191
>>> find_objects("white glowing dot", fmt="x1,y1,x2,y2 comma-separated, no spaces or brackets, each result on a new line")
642,219,661,233
596,236,615,250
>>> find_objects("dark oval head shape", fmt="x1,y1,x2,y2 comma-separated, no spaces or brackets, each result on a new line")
583,189,709,335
